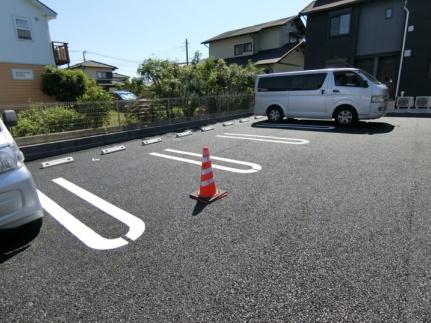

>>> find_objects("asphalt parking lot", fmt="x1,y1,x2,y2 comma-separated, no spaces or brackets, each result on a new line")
1,116,431,322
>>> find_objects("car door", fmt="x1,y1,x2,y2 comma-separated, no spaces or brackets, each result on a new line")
287,73,329,118
331,71,371,116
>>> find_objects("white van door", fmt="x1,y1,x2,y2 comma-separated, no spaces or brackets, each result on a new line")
287,73,329,118
330,71,372,117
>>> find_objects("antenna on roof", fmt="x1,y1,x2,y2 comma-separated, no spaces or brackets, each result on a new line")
82,50,87,62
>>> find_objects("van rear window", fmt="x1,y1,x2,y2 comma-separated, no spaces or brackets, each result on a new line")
258,73,327,92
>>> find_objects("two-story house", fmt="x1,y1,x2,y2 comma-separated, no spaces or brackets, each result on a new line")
301,0,431,99
0,0,69,105
69,60,119,90
202,16,306,73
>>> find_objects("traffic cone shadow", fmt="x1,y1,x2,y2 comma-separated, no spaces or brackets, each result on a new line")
192,201,208,216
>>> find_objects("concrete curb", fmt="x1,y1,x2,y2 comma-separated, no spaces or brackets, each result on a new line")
21,112,252,161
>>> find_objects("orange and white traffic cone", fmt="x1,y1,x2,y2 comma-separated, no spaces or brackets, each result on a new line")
190,147,227,204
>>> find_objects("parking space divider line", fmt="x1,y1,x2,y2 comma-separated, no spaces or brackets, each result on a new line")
221,133,310,144
149,149,261,174
37,190,129,250
52,178,145,241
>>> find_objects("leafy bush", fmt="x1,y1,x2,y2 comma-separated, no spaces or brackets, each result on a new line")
123,101,141,125
42,66,88,101
12,106,84,137
74,80,113,128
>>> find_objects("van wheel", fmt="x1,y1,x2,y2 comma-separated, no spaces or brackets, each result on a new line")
334,107,357,126
267,106,284,123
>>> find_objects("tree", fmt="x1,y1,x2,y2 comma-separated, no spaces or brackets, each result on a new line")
118,77,148,97
137,56,262,99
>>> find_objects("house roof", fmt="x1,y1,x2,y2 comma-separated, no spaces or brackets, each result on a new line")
29,0,57,18
224,41,305,66
113,73,130,79
202,16,300,44
69,60,118,70
300,0,366,15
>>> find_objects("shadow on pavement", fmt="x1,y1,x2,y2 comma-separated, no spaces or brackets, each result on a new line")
192,202,208,217
0,219,42,264
252,119,395,135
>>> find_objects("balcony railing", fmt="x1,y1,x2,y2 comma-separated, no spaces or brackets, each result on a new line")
52,41,70,66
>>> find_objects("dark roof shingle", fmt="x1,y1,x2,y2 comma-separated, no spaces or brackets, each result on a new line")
203,16,299,44
301,0,366,15
69,60,118,70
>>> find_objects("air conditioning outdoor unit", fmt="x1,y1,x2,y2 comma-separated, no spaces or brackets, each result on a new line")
396,96,414,109
415,96,431,109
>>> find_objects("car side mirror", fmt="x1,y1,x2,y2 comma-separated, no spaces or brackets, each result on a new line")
361,80,369,88
2,110,18,128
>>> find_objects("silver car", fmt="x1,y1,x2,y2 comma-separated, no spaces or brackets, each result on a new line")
0,110,43,228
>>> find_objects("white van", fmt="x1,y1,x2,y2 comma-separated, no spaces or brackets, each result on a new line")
254,68,389,125
0,110,43,228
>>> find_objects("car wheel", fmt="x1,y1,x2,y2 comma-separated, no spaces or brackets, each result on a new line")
335,107,357,126
267,106,284,123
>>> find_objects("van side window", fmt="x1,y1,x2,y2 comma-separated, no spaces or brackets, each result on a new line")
258,73,327,92
334,72,363,87
289,74,327,91
258,76,290,92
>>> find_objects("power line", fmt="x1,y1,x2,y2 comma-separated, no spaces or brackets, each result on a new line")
85,51,141,64
68,41,189,65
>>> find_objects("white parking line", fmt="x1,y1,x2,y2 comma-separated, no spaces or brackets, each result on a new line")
38,178,146,250
255,123,335,130
217,133,310,145
38,191,128,250
149,149,261,174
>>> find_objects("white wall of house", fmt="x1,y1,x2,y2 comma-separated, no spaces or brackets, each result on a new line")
0,0,55,65
209,34,254,59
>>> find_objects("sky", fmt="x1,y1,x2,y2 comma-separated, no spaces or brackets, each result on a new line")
43,0,311,77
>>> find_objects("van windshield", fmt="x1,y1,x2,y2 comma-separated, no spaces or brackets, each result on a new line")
358,69,381,85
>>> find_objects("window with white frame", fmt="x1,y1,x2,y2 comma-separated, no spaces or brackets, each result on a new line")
14,17,32,40
11,69,34,80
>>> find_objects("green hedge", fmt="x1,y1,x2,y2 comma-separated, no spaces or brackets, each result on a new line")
12,106,84,137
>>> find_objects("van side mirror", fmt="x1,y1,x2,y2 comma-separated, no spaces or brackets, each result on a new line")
361,80,369,88
2,110,18,128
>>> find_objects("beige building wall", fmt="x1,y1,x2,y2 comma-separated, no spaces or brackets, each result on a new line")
255,27,280,52
278,23,300,46
261,47,305,73
0,63,55,105
209,34,254,59
279,48,304,69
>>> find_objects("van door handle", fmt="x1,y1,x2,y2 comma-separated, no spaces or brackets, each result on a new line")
333,89,340,93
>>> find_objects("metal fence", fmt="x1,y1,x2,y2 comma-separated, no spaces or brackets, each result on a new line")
0,95,253,142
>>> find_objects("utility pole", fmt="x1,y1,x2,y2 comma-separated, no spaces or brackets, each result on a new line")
83,50,87,62
185,39,189,65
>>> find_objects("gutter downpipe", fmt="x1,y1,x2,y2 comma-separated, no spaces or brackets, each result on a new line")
395,0,410,100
